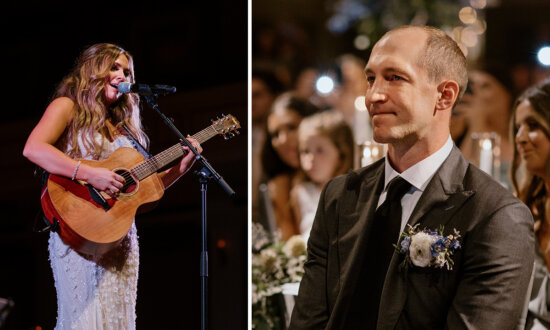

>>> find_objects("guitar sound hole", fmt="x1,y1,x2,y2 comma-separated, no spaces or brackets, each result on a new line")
114,169,138,194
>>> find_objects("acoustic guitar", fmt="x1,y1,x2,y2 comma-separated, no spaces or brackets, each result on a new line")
41,114,240,255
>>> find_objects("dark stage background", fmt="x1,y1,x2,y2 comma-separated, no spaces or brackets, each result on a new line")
0,1,247,329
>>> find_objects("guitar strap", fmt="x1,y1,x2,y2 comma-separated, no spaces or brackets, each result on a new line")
121,125,151,159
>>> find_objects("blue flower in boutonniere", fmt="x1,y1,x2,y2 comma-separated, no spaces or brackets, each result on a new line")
394,224,462,271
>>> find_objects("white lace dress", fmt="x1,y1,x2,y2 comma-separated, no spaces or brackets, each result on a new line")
49,133,140,330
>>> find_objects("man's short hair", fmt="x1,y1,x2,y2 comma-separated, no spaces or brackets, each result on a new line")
386,25,469,101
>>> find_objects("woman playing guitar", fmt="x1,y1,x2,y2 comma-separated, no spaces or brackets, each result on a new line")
22,43,202,329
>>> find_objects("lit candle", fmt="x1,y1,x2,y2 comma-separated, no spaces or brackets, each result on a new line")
479,138,493,175
362,146,373,167
372,146,380,159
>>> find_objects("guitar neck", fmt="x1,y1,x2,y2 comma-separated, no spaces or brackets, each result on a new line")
130,125,217,180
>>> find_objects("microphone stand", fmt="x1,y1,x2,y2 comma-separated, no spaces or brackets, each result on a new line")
142,94,235,330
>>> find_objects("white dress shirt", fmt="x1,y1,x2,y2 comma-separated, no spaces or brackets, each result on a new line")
377,136,454,234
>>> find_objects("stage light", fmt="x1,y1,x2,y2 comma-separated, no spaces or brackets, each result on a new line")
316,75,335,94
537,46,550,66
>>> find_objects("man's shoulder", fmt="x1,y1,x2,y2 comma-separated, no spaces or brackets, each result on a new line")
326,158,384,193
464,164,519,203
465,164,504,187
442,147,521,206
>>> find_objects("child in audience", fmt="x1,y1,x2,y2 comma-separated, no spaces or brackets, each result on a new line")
290,111,354,240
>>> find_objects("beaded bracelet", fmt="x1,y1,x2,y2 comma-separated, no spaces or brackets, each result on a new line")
72,160,81,181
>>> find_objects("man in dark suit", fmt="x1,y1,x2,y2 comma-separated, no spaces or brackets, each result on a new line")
289,25,534,329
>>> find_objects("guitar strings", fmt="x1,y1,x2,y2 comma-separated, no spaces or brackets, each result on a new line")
94,124,229,193
128,125,220,181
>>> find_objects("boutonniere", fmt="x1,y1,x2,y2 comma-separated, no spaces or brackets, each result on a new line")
394,224,462,271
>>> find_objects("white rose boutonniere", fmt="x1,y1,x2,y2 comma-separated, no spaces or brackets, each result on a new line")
394,224,462,271
409,232,436,267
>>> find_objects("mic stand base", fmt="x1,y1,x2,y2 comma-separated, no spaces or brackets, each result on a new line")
197,167,215,330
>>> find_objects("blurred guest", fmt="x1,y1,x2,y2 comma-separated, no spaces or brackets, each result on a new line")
260,92,319,240
512,78,550,329
294,56,370,145
294,66,337,113
290,111,354,241
252,68,284,221
452,66,515,189
450,81,472,147
294,67,319,102
334,54,368,127
252,69,284,125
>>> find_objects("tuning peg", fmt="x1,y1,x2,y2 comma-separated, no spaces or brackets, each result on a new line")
223,135,229,140
235,130,240,135
211,118,214,122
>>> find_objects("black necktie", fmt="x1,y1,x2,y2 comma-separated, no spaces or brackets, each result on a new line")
347,176,412,329
374,176,413,260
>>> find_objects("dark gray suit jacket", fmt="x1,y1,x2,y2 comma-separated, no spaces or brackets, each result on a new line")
289,146,534,329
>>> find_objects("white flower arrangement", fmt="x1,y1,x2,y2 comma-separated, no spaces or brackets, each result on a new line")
252,222,307,329
395,224,462,270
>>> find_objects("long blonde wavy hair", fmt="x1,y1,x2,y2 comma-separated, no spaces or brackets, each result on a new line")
55,43,149,159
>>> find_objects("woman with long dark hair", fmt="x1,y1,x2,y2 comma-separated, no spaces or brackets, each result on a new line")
512,78,550,328
260,92,319,240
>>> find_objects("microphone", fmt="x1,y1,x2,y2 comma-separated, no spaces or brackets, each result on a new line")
117,82,176,95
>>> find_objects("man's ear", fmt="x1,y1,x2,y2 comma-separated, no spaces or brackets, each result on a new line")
435,80,459,111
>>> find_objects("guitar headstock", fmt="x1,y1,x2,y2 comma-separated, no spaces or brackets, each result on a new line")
211,114,241,140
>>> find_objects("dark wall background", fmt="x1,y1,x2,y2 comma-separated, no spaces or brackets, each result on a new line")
0,1,247,329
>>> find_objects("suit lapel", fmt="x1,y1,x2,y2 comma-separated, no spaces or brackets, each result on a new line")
377,146,475,329
407,146,474,230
